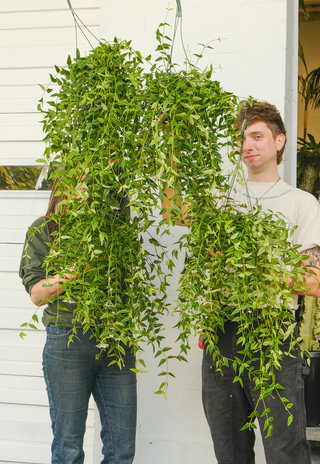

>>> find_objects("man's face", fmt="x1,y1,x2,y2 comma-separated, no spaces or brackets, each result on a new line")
241,121,285,175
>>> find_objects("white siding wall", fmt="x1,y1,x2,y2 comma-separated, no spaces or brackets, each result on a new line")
0,1,299,464
0,0,100,166
0,1,100,463
1,191,52,464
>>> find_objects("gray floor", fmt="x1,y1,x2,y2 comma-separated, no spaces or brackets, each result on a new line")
307,428,320,463
311,447,320,464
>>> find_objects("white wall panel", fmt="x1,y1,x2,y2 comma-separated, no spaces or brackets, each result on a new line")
0,403,51,423
1,271,32,290
0,360,43,377
0,0,100,13
0,85,44,113
1,312,41,331
0,386,49,407
0,114,44,141
1,274,39,295
0,422,94,450
0,1,100,167
0,289,36,309
0,228,35,243
0,436,93,464
0,26,100,50
1,46,86,70
0,343,43,362
0,84,56,101
1,440,51,464
0,3,100,462
0,9,99,30
0,212,49,231
0,0,298,463
0,67,64,86
0,192,50,214
0,329,47,347
0,420,51,444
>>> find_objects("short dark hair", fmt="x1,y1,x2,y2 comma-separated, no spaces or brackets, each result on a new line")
235,100,287,165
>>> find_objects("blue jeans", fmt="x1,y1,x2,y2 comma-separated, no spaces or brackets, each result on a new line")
42,326,137,464
202,321,311,464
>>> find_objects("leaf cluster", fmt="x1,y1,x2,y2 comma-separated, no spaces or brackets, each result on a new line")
172,197,306,434
28,27,306,424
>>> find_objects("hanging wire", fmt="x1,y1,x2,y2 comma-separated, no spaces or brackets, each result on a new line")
66,0,101,52
64,0,251,215
223,119,253,212
67,0,78,50
168,0,252,213
36,0,101,190
169,0,188,67
72,9,101,45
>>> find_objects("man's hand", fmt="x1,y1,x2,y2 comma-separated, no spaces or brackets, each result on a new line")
287,245,320,297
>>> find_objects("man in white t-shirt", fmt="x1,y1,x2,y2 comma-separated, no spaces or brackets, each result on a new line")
162,100,320,464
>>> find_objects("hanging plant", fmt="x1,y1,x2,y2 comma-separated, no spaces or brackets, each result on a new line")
20,16,308,428
173,201,306,434
26,39,177,392
23,22,243,396
146,25,308,435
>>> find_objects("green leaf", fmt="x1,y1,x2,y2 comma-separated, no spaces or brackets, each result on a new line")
158,358,166,367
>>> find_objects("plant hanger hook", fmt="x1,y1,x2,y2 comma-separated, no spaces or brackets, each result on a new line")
169,0,188,68
66,0,100,52
176,0,182,17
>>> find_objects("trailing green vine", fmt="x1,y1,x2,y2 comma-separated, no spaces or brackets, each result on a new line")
173,202,306,435
22,17,308,425
151,23,308,435
32,39,175,391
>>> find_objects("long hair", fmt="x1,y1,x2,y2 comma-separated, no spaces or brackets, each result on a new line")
44,177,67,241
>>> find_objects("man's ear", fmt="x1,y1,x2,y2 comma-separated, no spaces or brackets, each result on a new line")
276,133,286,152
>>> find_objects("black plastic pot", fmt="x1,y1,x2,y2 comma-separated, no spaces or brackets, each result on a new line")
305,351,320,427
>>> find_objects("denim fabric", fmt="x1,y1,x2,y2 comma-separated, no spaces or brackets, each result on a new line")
202,321,311,464
43,325,137,464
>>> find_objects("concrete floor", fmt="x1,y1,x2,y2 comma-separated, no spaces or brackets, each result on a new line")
311,447,320,464
307,428,320,463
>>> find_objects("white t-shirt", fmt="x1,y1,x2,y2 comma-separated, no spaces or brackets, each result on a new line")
228,179,320,252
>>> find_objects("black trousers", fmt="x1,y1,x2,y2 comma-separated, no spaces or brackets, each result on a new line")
202,321,311,464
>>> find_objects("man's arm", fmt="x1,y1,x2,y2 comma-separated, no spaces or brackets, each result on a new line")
288,246,320,297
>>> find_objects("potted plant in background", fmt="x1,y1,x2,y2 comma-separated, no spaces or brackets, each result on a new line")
297,44,320,426
297,134,320,426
